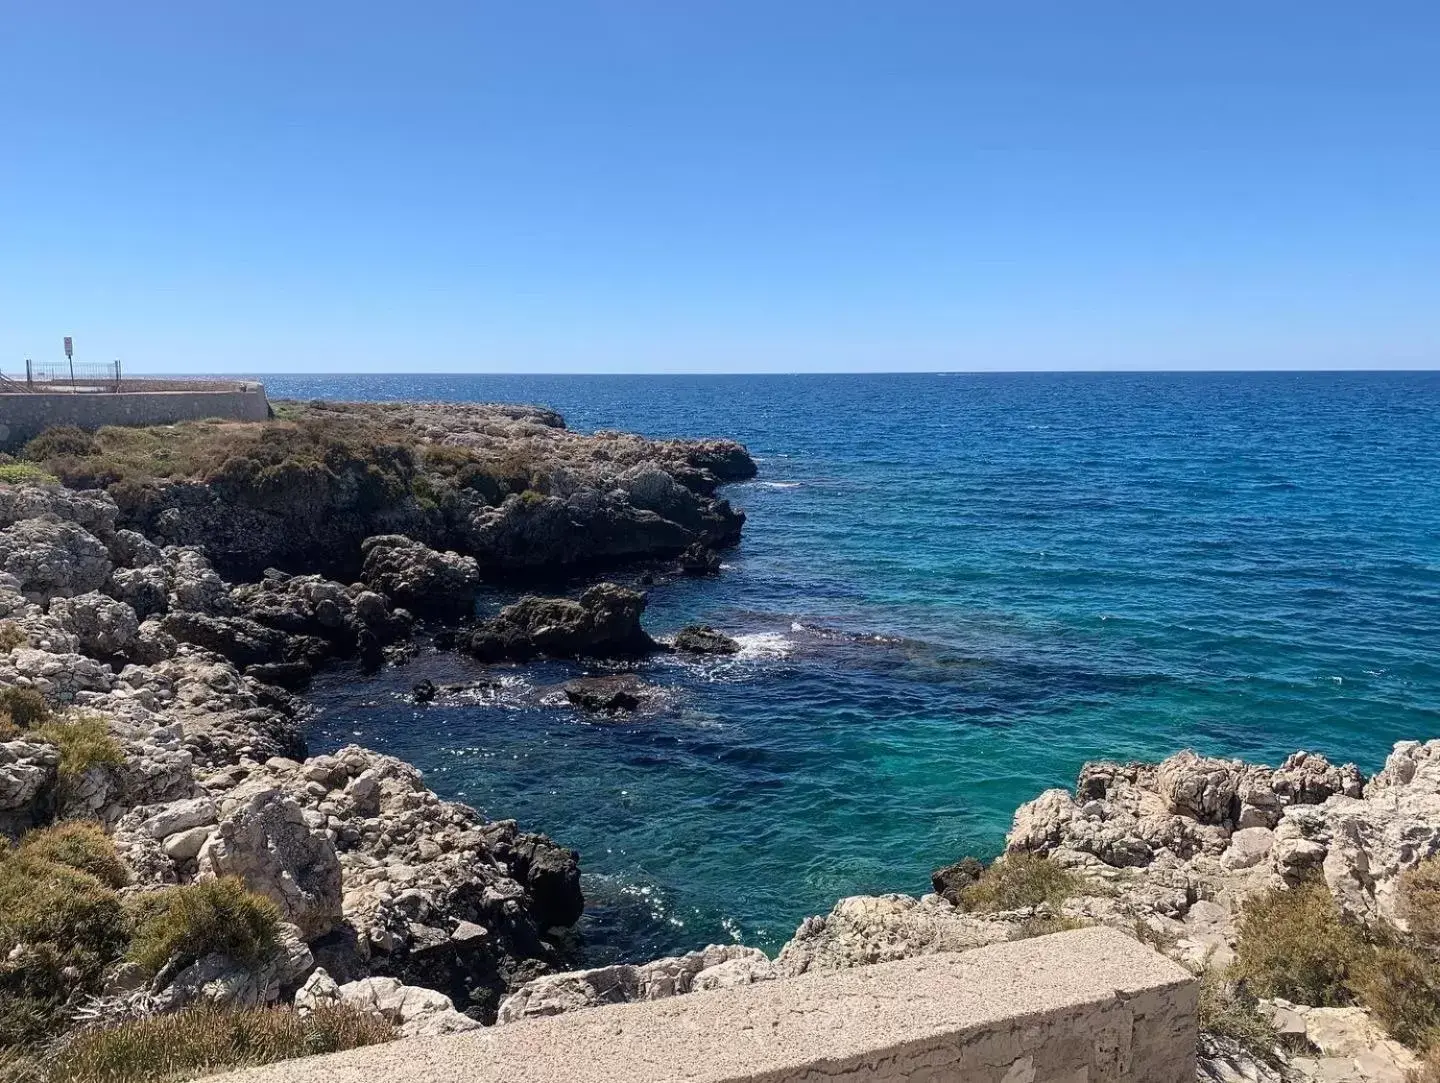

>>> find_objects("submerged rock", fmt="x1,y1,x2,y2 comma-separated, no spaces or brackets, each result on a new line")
676,542,722,576
562,676,645,712
671,624,740,655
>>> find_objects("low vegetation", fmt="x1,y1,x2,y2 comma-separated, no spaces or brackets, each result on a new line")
1230,878,1366,1005
0,622,29,653
956,852,1083,913
1230,868,1440,1056
0,827,131,1045
1411,1046,1440,1083
30,717,125,789
15,822,129,889
0,464,58,486
0,690,124,789
1196,967,1279,1062
0,824,286,1065
19,408,555,533
0,688,52,730
30,1005,395,1083
127,877,281,977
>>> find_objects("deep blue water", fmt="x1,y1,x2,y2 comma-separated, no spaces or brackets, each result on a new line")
257,372,1440,963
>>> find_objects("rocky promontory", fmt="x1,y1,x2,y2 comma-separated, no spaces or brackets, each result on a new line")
0,400,759,1077
17,400,755,580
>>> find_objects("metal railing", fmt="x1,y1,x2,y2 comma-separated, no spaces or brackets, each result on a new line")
23,358,123,391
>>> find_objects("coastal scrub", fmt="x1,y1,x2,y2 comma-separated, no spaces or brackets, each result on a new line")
38,1005,395,1083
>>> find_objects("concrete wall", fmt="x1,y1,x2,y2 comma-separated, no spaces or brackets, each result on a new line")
0,382,270,447
216,927,1198,1083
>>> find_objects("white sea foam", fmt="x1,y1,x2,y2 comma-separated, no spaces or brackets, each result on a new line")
734,631,794,659
758,481,801,490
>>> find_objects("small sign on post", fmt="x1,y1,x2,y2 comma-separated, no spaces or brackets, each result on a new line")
63,336,73,360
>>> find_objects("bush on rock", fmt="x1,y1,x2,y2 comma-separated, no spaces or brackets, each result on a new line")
127,877,281,977
41,1004,394,1083
955,853,1082,913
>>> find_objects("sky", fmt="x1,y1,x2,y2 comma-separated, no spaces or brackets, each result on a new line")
2,2,1438,374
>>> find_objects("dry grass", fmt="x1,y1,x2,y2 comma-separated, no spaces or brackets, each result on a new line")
956,852,1083,913
1411,1045,1440,1083
0,688,51,729
1231,877,1440,1053
1196,967,1279,1062
1399,858,1440,951
1230,879,1367,1005
17,822,128,890
126,878,281,977
43,1005,395,1083
29,717,125,789
0,622,29,653
27,416,420,515
0,464,58,486
0,843,130,1023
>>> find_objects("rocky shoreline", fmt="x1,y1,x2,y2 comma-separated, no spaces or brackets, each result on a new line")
2,402,1438,1083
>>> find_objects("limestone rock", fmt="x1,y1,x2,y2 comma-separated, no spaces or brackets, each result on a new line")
335,976,481,1037
48,591,140,657
196,788,344,940
0,516,113,601
359,535,479,618
773,894,1013,977
497,944,773,1024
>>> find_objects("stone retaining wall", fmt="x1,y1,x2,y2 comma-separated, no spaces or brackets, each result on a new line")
214,927,1199,1083
0,382,270,447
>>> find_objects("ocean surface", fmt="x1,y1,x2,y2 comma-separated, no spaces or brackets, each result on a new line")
256,372,1440,964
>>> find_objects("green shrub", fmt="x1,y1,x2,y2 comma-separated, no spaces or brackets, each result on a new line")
22,426,100,462
0,1043,45,1083
1196,967,1279,1061
956,853,1082,913
43,1005,395,1083
0,622,29,653
127,878,281,976
1012,914,1089,939
30,716,124,786
0,687,51,729
1230,879,1367,1005
0,464,58,486
1351,943,1440,1050
1410,1045,1440,1083
0,849,130,1007
1399,858,1440,952
17,821,129,889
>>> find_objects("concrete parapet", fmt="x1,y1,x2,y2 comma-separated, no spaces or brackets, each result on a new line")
0,382,270,447
215,927,1198,1083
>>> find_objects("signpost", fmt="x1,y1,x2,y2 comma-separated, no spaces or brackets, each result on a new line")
64,336,74,390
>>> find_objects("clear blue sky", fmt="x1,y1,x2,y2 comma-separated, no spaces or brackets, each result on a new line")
2,2,1437,373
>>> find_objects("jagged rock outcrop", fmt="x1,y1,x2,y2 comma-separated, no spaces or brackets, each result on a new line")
464,583,654,662
297,970,481,1037
359,535,479,617
774,893,1017,976
496,945,773,1023
676,542,722,576
196,788,345,941
76,400,754,580
0,516,113,600
48,591,140,658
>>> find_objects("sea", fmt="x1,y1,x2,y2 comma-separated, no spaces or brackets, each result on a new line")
253,371,1440,965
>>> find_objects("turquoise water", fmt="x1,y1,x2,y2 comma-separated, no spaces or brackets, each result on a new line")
265,372,1440,963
